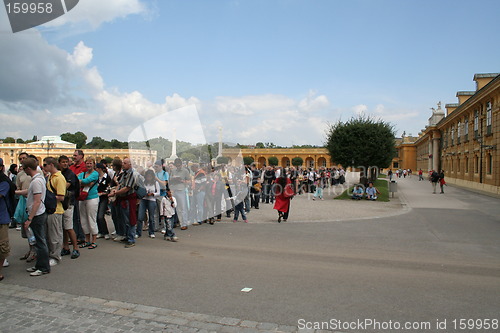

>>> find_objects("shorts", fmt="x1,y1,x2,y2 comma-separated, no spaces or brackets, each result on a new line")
63,205,74,230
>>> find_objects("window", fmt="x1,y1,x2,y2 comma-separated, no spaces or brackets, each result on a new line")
464,117,469,141
457,121,461,144
451,126,454,146
487,153,493,175
474,155,479,174
465,156,469,173
474,110,479,139
486,101,492,135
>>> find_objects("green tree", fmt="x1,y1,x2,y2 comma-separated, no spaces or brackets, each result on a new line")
255,142,265,148
325,115,396,181
86,136,108,149
243,156,254,165
268,156,279,166
291,157,303,166
3,137,15,143
61,131,87,148
217,156,229,165
16,138,25,143
180,152,197,162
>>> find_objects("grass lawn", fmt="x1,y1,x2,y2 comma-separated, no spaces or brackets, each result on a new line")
334,178,390,202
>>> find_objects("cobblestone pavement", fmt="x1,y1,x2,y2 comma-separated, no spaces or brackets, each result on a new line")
0,283,342,333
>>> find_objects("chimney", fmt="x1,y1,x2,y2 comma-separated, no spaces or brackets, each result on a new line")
456,91,475,105
473,73,499,91
445,103,459,116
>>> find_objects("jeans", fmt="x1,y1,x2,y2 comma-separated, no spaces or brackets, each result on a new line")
120,199,137,243
173,189,189,227
97,197,109,235
192,191,205,223
31,213,50,273
262,183,274,203
137,199,157,236
110,202,124,236
314,187,323,199
72,201,85,241
233,202,247,221
161,216,176,238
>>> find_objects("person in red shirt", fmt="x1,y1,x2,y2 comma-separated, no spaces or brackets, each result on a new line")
70,150,87,177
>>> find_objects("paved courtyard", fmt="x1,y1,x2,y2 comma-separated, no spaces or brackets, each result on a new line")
1,175,499,332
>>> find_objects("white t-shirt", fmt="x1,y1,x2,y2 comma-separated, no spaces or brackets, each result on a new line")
27,173,46,216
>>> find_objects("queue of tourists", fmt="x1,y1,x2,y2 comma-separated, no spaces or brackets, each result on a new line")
0,150,350,280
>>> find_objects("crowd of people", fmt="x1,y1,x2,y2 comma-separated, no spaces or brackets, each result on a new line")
0,150,352,280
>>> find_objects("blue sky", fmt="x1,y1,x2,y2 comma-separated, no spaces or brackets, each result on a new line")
1,0,499,147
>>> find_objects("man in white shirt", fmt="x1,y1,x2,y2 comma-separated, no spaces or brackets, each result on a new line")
23,157,50,276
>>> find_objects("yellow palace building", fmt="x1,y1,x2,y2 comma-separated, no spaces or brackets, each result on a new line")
223,147,334,168
0,136,156,167
393,73,500,195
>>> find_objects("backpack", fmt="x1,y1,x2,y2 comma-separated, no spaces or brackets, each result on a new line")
133,171,147,199
44,188,58,214
1,178,17,218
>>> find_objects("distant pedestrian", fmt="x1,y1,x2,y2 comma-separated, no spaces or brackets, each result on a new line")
430,170,439,194
439,170,446,194
418,169,423,181
273,175,294,222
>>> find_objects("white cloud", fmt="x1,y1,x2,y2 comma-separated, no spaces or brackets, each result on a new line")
298,90,330,112
43,0,148,30
352,104,368,116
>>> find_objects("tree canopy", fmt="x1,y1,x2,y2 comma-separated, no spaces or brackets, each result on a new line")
61,131,88,149
268,156,279,166
325,115,396,176
243,156,254,165
291,157,303,166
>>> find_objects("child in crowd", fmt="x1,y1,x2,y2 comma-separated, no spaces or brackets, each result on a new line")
160,191,178,242
233,184,248,223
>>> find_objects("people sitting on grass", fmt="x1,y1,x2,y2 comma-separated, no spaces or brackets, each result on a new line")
351,185,364,200
365,182,380,201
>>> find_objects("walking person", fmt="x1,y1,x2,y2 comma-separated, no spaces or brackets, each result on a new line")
430,170,439,194
439,170,446,194
418,169,424,181
273,174,294,222
232,183,248,223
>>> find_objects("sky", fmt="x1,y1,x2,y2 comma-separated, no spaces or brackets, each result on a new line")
1,0,499,147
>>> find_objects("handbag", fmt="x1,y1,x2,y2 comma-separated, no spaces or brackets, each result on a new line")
77,172,98,201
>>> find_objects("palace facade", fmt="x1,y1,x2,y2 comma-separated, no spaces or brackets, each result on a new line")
394,73,500,195
223,148,335,169
0,136,156,167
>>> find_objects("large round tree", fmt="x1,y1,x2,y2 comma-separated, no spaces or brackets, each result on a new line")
325,115,396,181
